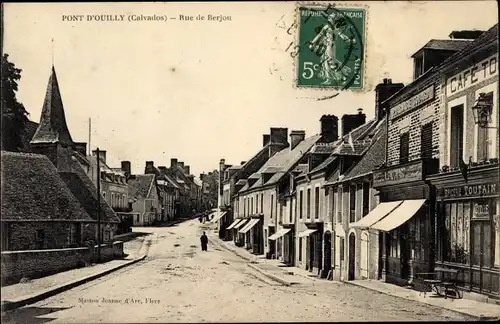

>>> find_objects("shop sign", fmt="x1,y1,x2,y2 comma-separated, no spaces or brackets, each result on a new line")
373,162,422,187
446,54,498,96
390,85,435,120
441,183,498,199
473,202,490,220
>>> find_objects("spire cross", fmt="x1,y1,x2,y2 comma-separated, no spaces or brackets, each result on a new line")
51,38,54,66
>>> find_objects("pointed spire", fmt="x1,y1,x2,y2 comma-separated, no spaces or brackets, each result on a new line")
31,66,74,146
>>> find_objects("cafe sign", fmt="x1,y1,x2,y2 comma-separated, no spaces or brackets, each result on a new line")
390,85,435,121
373,162,422,187
441,183,498,200
446,54,498,97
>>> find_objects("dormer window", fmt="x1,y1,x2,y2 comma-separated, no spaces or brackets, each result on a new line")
413,54,424,80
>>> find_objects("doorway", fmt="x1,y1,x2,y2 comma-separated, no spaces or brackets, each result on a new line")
399,224,410,281
348,232,356,281
308,236,314,271
323,231,332,278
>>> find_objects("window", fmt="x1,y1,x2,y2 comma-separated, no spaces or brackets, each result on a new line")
289,199,293,223
340,237,345,261
449,104,464,168
421,122,433,159
349,185,356,223
299,238,303,261
270,194,274,219
413,56,423,80
279,202,283,223
306,189,311,218
314,187,320,219
256,195,259,214
362,182,370,217
36,229,46,249
399,132,410,164
476,92,494,161
243,198,246,216
299,191,303,219
264,229,268,248
260,194,264,213
337,187,343,223
68,223,76,245
251,197,254,215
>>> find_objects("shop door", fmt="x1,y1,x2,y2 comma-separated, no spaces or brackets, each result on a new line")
348,233,356,280
308,236,315,271
400,224,410,281
471,219,493,294
323,231,332,277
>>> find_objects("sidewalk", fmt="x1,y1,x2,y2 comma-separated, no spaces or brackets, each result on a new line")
1,235,149,311
210,233,500,320
345,279,500,320
209,233,337,287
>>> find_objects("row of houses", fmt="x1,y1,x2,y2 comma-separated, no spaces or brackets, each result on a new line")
1,64,215,252
216,25,499,300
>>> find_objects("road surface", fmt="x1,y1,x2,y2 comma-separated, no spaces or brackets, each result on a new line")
2,219,474,323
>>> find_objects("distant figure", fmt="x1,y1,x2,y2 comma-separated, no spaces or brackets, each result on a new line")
200,232,208,251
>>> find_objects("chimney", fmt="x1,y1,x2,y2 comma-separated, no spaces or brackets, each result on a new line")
170,158,178,168
290,130,306,150
158,166,168,176
121,161,131,176
92,149,107,164
263,134,271,147
178,161,184,168
375,78,405,120
320,115,339,143
240,161,246,165
184,165,190,175
449,30,485,40
74,142,87,156
341,111,366,136
145,161,155,174
200,173,205,181
270,128,288,145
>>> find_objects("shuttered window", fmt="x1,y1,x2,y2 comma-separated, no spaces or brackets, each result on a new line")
450,105,464,168
399,132,410,164
420,122,433,159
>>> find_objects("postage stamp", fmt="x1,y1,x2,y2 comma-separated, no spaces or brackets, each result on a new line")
295,3,366,90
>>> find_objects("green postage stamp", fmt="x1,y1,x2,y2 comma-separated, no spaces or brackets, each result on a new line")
295,4,366,90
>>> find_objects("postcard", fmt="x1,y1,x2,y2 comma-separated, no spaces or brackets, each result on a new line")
1,1,499,323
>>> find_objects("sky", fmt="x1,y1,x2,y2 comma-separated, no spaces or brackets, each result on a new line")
3,1,498,178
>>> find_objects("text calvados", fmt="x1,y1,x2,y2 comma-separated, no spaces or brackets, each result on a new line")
446,54,498,96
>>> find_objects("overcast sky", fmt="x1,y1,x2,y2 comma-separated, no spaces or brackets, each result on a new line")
4,1,498,178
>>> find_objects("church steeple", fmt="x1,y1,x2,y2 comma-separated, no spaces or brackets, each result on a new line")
30,66,74,147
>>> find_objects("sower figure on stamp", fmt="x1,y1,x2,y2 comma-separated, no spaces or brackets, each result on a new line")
200,231,208,251
308,12,355,85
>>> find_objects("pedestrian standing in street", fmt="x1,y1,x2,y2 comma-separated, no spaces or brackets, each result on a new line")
200,232,208,251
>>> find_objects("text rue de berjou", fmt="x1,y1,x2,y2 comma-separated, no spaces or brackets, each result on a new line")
61,14,232,23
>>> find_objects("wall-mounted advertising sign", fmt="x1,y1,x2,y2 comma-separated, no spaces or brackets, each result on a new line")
446,54,498,97
390,85,435,120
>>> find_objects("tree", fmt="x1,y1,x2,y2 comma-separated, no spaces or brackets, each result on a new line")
1,53,29,152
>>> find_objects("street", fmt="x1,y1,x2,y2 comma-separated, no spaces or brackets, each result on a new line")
2,220,475,323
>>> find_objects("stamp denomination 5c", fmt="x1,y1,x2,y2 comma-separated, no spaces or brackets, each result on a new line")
295,4,366,90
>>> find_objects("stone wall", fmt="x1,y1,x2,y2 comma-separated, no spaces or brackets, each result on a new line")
1,242,124,286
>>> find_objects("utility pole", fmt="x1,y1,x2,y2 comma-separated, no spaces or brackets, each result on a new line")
96,147,102,263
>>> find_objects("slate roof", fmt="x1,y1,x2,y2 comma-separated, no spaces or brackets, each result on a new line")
128,174,155,199
309,119,377,174
239,135,321,192
310,142,337,154
1,151,92,221
292,164,309,175
30,66,74,146
339,125,387,182
411,39,471,57
437,24,498,71
235,179,247,186
60,158,120,223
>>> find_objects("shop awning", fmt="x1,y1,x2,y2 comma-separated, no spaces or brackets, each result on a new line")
211,211,227,223
268,228,291,241
371,199,427,232
226,219,242,230
350,201,404,229
239,219,260,234
298,229,317,238
233,219,248,229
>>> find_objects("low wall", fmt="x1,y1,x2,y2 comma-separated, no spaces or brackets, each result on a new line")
1,242,124,286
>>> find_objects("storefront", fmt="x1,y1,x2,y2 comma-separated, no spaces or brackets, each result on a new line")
298,222,323,275
239,214,263,254
429,166,499,298
372,159,440,286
